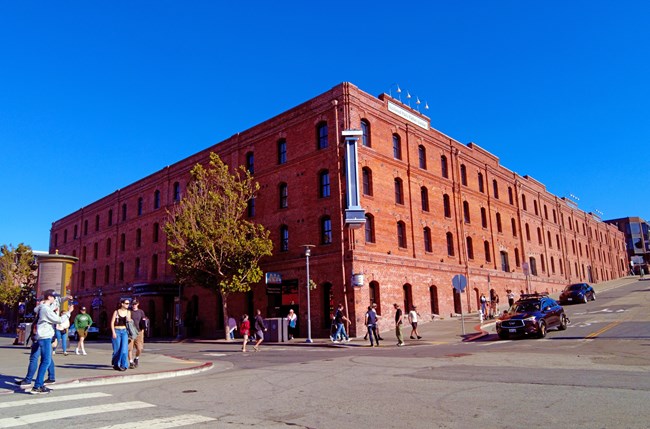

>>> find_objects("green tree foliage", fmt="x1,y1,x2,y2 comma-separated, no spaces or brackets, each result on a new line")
0,243,37,308
164,152,273,339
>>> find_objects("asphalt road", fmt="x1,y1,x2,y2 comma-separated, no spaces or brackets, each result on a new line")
2,279,649,429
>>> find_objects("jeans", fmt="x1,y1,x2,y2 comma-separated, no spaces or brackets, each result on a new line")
24,340,55,383
54,329,68,353
34,338,53,388
395,324,403,344
332,322,348,341
367,324,379,345
111,328,129,368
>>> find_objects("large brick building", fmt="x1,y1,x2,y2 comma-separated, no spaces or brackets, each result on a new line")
50,82,628,338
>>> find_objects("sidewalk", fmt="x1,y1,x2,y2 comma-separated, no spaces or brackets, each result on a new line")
1,276,636,394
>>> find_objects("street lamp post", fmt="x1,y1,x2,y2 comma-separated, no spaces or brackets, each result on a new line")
303,245,315,343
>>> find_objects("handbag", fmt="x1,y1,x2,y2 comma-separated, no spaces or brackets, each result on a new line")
126,320,139,339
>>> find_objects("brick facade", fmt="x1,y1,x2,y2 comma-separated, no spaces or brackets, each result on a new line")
50,82,628,338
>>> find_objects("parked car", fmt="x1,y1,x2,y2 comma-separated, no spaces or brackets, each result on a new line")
496,293,568,339
559,283,596,304
68,325,100,340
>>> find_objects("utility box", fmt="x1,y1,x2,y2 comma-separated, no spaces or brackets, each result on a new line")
16,323,32,346
266,317,288,342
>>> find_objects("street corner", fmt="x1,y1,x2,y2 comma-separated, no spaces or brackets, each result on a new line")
462,321,496,342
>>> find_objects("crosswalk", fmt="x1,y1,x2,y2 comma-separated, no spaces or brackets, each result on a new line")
0,391,215,428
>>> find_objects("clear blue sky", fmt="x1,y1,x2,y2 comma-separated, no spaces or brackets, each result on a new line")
1,1,649,252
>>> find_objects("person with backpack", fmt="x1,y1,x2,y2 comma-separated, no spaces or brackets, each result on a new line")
253,309,267,352
128,299,147,369
331,303,350,343
365,305,379,347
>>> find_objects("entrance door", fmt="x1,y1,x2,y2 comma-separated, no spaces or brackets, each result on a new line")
453,288,462,314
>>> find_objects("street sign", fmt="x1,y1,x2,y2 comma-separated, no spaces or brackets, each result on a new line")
452,274,467,292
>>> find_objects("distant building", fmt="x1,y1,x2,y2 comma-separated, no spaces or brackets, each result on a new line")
604,216,650,274
50,82,628,338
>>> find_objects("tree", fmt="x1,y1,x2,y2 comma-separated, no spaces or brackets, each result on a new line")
0,243,37,312
164,152,273,340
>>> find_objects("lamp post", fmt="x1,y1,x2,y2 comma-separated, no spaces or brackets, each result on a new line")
303,245,315,343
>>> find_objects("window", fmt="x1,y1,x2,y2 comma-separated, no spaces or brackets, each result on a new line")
277,139,287,164
496,213,502,233
515,248,520,267
443,194,451,218
118,262,124,281
173,182,181,202
529,257,538,276
362,167,373,196
104,266,110,284
423,227,432,252
136,228,142,248
508,187,514,205
92,269,97,286
446,232,455,256
544,205,548,220
478,172,484,193
319,170,330,198
369,281,379,309
511,218,517,237
153,222,159,243
93,242,98,260
534,200,539,215
108,209,113,226
463,201,471,223
556,235,561,249
121,203,127,221
526,223,531,241
73,225,78,239
135,257,141,278
492,180,499,199
365,214,375,243
247,198,255,218
394,178,404,204
152,254,158,279
547,231,552,247
120,233,126,252
501,251,510,272
95,214,100,231
484,240,491,262
81,271,86,288
392,134,402,160
246,152,254,174
418,145,426,169
460,164,467,186
138,197,143,216
279,183,288,208
84,220,88,235
64,230,68,243
280,225,289,252
106,238,111,256
537,227,542,244
154,190,161,209
397,221,407,248
421,187,429,212
481,207,488,228
321,216,332,244
317,122,328,149
82,246,87,262
441,155,449,178
466,237,474,259
522,195,527,211
361,119,371,147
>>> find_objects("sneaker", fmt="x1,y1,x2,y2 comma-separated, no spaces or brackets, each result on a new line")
134,358,139,368
82,350,87,356
63,352,68,356
397,342,405,347
30,386,52,395
345,338,351,342
15,379,32,387
44,379,56,385
113,365,121,371
52,351,56,355
333,340,340,343
417,336,422,340
410,336,415,339
119,367,127,371
75,348,80,355
129,363,135,369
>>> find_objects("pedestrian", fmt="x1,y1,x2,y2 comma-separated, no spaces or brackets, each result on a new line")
286,309,297,340
128,299,147,369
408,306,422,339
110,298,132,371
365,305,379,347
74,306,93,355
240,314,250,352
394,303,404,346
227,316,238,340
23,290,73,394
372,303,384,340
331,303,350,343
53,310,69,356
480,293,488,319
507,290,515,308
253,309,267,352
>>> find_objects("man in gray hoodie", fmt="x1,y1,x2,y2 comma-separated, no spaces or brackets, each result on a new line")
23,289,73,394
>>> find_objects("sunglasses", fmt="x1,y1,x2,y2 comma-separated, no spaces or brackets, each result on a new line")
122,302,130,305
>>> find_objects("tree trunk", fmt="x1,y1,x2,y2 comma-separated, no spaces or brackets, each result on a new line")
221,290,231,341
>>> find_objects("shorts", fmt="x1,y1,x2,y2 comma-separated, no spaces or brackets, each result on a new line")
77,328,88,339
129,331,145,354
256,330,264,340
411,322,418,329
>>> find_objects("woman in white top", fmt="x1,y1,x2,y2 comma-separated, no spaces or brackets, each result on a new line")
408,306,422,340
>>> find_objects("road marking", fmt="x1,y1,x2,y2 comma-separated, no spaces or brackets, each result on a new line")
478,341,510,346
204,353,228,357
94,414,216,429
585,321,622,339
0,401,154,428
0,392,111,409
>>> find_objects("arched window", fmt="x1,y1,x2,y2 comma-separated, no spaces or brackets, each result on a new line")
511,218,517,237
105,238,111,256
508,187,514,204
108,209,113,226
394,178,404,204
154,190,161,209
153,222,159,243
496,212,502,233
120,233,126,252
246,151,254,174
466,237,474,259
368,281,380,312
321,216,332,244
423,227,432,252
484,240,491,262
365,214,375,243
515,248,520,267
280,225,289,252
397,221,407,248
481,207,487,228
443,194,451,218
317,122,328,149
173,182,181,202
136,228,142,248
441,155,449,178
418,145,426,169
522,194,527,211
121,203,127,221
319,170,330,198
526,223,531,241
421,186,429,212
361,119,371,147
460,164,467,186
463,201,471,223
277,139,287,164
446,232,455,256
152,254,159,279
393,134,402,160
279,182,288,208
137,197,143,216
478,172,484,193
492,179,499,199
104,266,110,284
362,167,373,196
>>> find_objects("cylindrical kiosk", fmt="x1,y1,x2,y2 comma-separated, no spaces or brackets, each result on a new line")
36,252,78,311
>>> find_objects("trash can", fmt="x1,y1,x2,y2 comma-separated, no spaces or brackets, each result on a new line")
266,317,288,342
16,323,31,346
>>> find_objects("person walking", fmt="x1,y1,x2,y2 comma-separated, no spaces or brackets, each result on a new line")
286,309,297,340
240,314,250,352
74,306,93,355
331,303,350,343
408,306,422,340
507,290,515,308
365,306,379,347
480,293,488,319
394,303,404,346
128,299,147,369
26,290,73,394
227,316,238,340
110,298,132,371
253,309,267,352
53,313,69,356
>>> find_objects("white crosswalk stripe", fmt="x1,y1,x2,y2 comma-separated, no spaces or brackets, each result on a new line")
0,391,214,429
